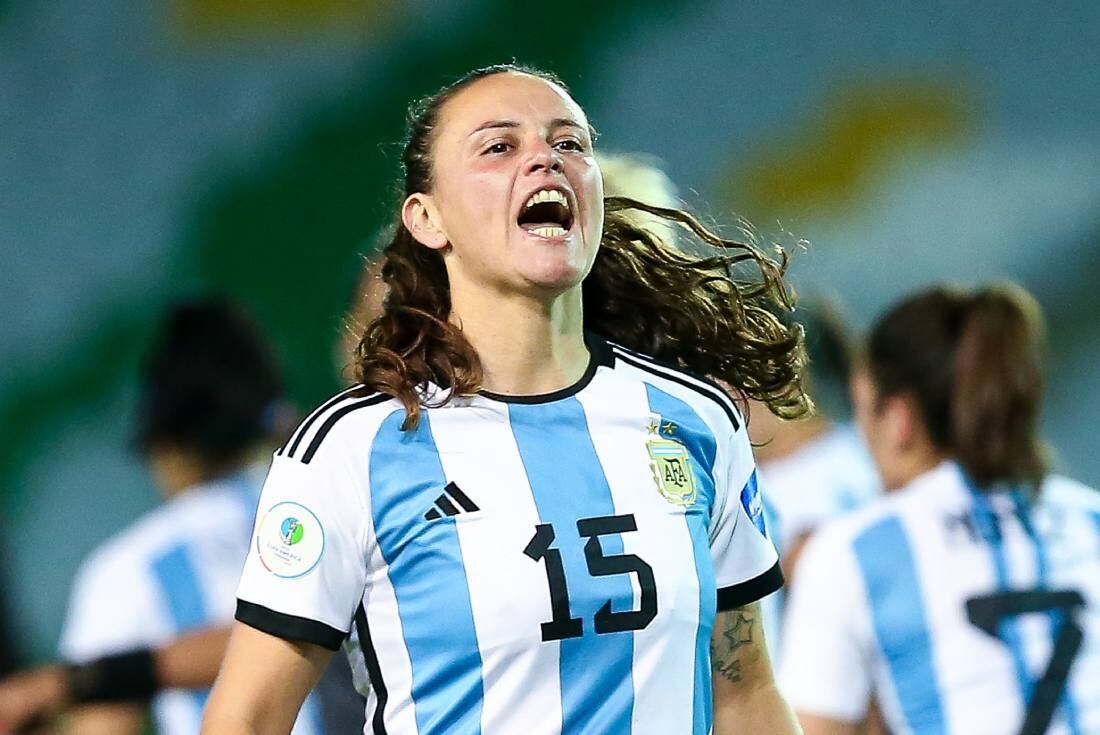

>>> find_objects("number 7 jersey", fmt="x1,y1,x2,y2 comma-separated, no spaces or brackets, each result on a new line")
235,335,782,735
779,461,1100,735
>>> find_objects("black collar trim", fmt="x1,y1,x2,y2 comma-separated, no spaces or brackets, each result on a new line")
478,332,614,405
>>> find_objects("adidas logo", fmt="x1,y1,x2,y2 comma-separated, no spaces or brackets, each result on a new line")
424,482,480,521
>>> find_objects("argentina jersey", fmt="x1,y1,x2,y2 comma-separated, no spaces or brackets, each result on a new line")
779,461,1100,735
59,468,323,735
757,424,881,659
235,334,782,735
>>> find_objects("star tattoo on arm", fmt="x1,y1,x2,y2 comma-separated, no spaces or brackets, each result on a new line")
711,605,762,684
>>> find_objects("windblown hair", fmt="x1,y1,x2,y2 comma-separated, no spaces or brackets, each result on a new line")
355,64,810,428
866,283,1048,489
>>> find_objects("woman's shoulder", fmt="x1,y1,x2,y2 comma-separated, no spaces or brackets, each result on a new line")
274,384,403,466
1040,473,1100,514
599,336,745,436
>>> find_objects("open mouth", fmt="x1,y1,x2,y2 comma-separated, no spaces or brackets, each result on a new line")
517,188,574,238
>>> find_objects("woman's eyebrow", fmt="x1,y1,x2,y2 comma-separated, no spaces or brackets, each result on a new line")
468,120,519,137
467,118,589,138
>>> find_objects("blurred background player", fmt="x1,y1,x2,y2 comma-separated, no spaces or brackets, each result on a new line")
0,299,326,735
748,302,879,575
780,283,1100,735
747,303,881,657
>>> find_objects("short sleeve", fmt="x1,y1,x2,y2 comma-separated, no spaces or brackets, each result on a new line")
236,452,369,651
59,553,157,662
778,527,872,722
710,427,783,610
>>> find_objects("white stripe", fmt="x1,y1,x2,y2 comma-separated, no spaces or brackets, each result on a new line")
576,375,700,733
362,521,421,734
429,401,564,735
898,493,1018,734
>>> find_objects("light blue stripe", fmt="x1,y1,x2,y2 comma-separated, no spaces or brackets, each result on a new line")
299,695,324,735
150,544,212,719
643,385,717,735
369,410,484,734
1010,491,1082,735
853,516,947,734
509,399,634,734
967,486,1033,714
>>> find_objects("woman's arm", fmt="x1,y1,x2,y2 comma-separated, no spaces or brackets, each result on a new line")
201,623,332,735
711,602,802,735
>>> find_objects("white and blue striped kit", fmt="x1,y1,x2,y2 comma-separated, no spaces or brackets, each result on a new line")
59,469,323,735
236,336,782,734
780,461,1100,735
757,424,881,660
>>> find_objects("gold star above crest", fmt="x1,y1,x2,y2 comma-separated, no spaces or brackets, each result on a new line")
646,419,661,435
661,421,677,435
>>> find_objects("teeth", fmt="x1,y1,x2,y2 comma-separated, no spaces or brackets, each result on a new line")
524,188,569,210
532,226,567,238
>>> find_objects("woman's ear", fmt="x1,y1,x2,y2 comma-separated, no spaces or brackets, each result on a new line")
886,394,920,451
402,193,449,250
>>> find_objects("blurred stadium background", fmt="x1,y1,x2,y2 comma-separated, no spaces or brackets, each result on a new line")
2,0,1099,669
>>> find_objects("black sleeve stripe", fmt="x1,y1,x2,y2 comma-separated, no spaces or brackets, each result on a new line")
236,600,347,651
354,603,389,735
280,385,364,457
300,394,393,464
716,560,784,610
611,347,742,431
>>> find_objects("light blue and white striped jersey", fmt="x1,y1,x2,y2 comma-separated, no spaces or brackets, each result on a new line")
780,461,1100,735
236,335,782,735
758,424,881,657
59,467,323,735
759,424,880,560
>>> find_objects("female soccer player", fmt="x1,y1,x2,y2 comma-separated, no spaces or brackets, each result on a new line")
780,284,1100,735
203,64,809,735
0,300,326,735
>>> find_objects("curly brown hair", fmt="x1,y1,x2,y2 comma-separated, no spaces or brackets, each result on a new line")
355,64,810,428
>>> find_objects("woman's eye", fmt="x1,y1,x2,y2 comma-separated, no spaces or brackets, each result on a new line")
554,139,584,152
485,142,511,154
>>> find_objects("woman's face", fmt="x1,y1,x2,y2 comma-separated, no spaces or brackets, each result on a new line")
403,72,604,296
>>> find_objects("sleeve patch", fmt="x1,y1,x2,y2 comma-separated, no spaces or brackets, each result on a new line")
740,470,768,537
256,502,325,578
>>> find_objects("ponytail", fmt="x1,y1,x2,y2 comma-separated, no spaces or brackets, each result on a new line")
952,284,1047,487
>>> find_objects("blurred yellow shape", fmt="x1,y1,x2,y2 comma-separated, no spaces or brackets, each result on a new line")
723,78,973,220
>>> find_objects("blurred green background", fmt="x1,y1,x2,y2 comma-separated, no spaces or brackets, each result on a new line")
2,0,1099,663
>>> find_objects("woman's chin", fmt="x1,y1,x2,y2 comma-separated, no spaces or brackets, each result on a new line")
518,262,587,293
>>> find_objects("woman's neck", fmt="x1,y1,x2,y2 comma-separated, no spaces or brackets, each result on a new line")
884,447,946,492
450,285,589,396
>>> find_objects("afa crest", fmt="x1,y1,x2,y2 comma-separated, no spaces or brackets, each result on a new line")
647,437,697,506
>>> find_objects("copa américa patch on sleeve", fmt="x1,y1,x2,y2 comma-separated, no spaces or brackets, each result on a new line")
740,469,768,537
256,501,325,578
